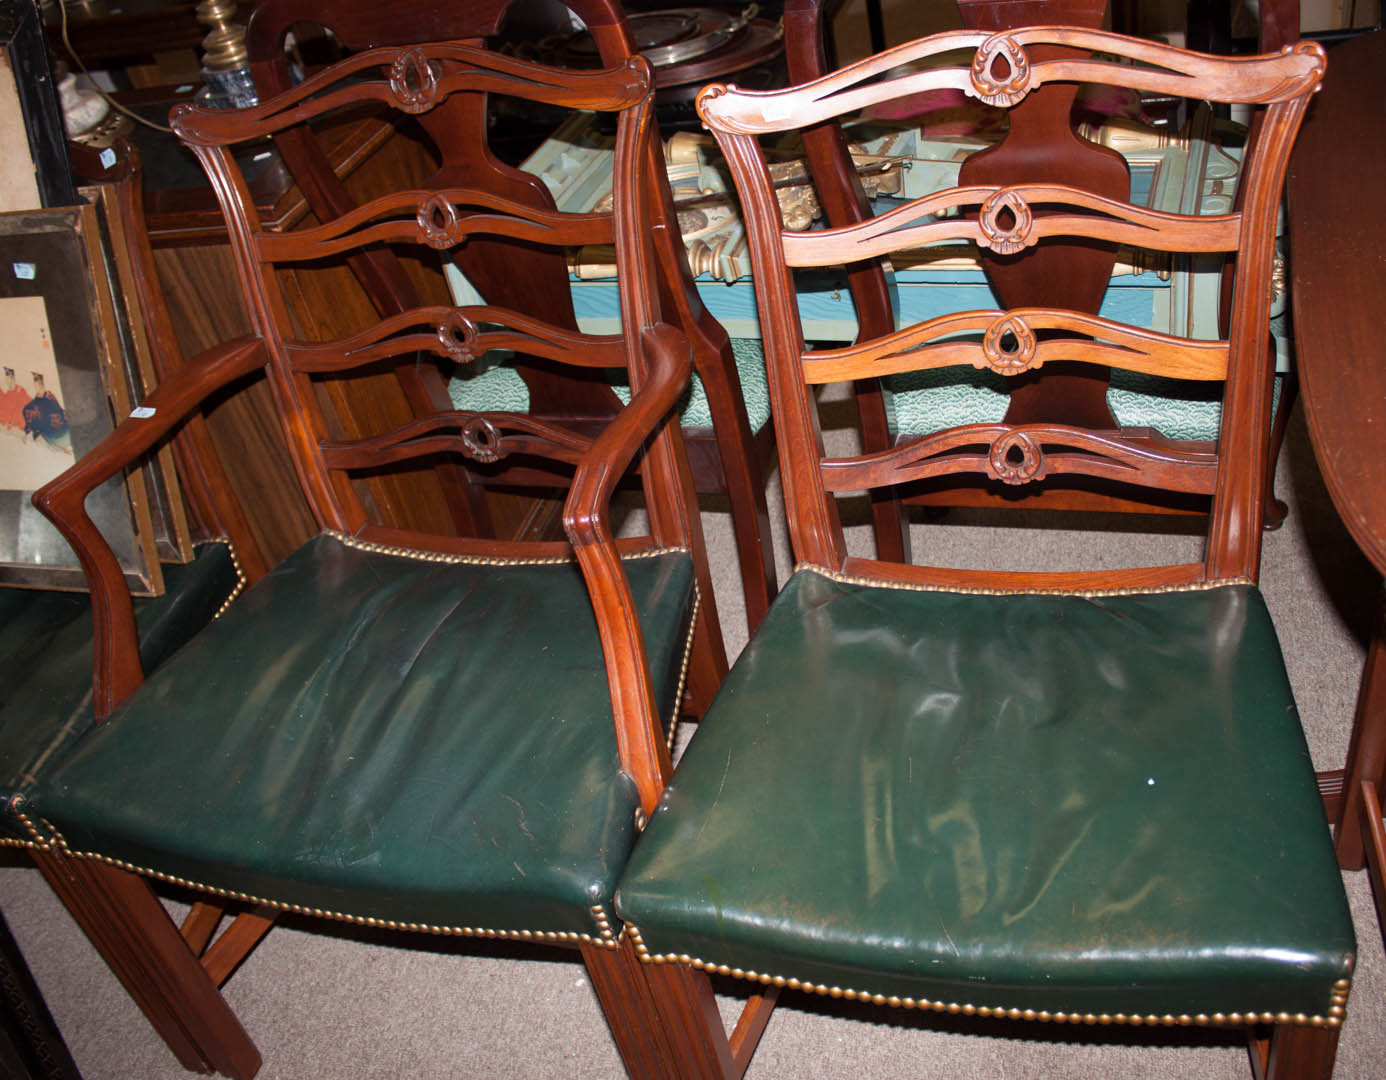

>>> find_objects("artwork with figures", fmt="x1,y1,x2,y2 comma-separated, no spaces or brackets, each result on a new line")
0,206,161,594
1,296,73,485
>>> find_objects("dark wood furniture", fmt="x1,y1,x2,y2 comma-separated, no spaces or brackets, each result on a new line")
614,29,1346,1079
1288,29,1386,924
789,0,1297,563
238,0,777,633
15,42,724,1078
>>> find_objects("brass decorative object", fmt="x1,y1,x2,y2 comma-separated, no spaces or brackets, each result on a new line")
196,0,257,109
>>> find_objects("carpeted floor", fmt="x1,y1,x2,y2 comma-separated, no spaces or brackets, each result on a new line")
2,401,1382,1078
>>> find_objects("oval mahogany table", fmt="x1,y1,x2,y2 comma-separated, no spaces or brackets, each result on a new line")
1287,28,1386,903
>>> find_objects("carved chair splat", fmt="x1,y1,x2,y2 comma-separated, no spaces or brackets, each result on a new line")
613,29,1349,1080
243,0,777,635
18,42,724,1079
789,0,1296,540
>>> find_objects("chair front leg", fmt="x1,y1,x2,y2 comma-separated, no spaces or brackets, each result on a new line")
31,849,260,1079
1264,1021,1341,1080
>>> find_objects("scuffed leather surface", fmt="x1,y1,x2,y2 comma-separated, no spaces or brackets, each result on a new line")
0,543,239,840
34,535,696,937
617,569,1354,1017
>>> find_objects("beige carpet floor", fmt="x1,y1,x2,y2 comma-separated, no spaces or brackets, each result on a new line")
1,401,1382,1078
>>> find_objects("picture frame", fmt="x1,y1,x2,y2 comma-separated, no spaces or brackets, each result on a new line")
0,203,163,595
80,182,195,564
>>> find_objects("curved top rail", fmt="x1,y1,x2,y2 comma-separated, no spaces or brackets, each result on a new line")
174,43,652,146
697,29,1325,135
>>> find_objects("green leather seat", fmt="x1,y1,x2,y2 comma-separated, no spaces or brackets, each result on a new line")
0,542,241,843
27,533,697,941
616,568,1354,1021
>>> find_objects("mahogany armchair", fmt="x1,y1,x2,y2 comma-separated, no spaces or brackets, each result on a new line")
13,43,721,1078
787,0,1298,564
614,29,1351,1078
241,0,778,635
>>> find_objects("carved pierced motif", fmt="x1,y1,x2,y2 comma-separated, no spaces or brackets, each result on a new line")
978,189,1035,255
970,35,1033,107
988,431,1044,485
438,310,480,362
981,315,1038,374
461,416,504,463
417,194,463,250
388,49,442,114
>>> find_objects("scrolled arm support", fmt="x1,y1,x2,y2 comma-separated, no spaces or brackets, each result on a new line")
32,335,269,720
564,322,692,815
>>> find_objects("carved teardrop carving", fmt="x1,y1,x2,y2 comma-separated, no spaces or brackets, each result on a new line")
389,48,441,114
438,310,479,362
970,34,1033,108
417,194,462,250
978,188,1035,255
987,430,1044,485
461,416,504,463
981,315,1038,374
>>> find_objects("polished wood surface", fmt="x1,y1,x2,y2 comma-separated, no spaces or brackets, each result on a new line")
651,30,1331,1076
1288,29,1386,902
784,0,909,562
35,41,725,1080
1290,32,1386,579
239,0,776,631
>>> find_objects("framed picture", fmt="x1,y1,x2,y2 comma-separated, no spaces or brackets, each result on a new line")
81,183,195,564
0,203,163,595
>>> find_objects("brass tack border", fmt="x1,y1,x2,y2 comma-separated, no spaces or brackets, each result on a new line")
5,535,697,946
665,584,701,752
209,537,248,619
329,529,700,751
796,564,1254,599
624,926,1348,1030
14,809,620,947
325,529,689,569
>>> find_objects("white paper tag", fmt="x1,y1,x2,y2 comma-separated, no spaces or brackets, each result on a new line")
175,84,195,94
130,406,156,419
12,262,35,280
99,147,117,170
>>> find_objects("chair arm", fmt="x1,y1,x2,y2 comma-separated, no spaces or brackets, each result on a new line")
31,335,269,719
564,322,693,815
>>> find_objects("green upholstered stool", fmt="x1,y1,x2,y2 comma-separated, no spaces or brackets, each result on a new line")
0,542,242,844
25,533,698,942
616,568,1354,1022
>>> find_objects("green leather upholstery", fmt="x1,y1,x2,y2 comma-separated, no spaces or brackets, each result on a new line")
616,568,1354,1020
0,543,241,842
29,534,698,941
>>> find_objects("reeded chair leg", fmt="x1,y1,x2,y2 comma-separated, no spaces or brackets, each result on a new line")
31,849,260,1079
582,938,680,1078
1264,1022,1341,1080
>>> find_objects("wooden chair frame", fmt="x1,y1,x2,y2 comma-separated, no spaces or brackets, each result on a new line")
23,43,718,1078
242,0,778,635
627,28,1334,1079
786,0,1300,560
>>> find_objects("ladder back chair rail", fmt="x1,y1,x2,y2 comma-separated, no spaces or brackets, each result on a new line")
697,28,1322,586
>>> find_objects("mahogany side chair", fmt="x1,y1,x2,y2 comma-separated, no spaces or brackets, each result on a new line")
786,0,1298,563
242,0,778,635
614,29,1352,1079
13,43,721,1079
